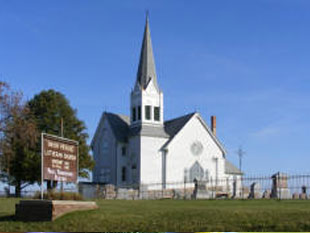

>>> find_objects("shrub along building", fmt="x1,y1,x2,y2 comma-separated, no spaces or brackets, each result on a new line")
90,17,243,198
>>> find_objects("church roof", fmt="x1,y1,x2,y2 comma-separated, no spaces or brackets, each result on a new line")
135,15,159,91
129,125,169,138
105,113,130,143
91,112,130,147
225,159,243,175
159,112,196,149
164,112,196,138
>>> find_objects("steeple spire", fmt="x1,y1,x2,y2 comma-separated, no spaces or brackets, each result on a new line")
130,14,165,131
136,14,159,91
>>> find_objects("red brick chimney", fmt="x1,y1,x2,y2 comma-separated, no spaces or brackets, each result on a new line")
211,116,216,136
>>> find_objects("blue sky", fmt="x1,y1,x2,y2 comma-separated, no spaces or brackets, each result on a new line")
1,0,310,176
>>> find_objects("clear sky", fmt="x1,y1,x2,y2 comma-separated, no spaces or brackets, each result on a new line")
1,0,310,176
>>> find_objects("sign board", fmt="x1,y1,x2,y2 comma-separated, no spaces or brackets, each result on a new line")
42,133,78,183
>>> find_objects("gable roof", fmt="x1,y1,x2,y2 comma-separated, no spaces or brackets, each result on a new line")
225,159,243,175
161,112,196,149
91,112,129,148
165,112,196,138
162,112,226,155
105,113,130,143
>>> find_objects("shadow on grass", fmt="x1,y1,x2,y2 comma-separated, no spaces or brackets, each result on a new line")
0,215,15,222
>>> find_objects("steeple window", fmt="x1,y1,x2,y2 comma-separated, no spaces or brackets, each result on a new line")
132,107,136,121
138,106,141,120
145,105,151,120
154,107,160,121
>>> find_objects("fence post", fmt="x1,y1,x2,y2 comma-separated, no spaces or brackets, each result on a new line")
279,175,281,200
226,177,229,198
210,177,214,199
241,176,243,199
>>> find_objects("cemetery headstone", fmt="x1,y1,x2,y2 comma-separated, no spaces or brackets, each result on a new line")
292,192,299,199
262,190,271,199
271,172,290,199
193,180,210,199
248,182,261,199
300,185,307,199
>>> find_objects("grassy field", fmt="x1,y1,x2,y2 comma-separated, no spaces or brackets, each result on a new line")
1,198,310,231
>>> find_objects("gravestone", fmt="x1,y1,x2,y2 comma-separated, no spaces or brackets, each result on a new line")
271,172,290,199
299,193,307,200
241,186,250,199
104,184,116,199
116,188,130,199
248,182,261,199
292,192,299,199
262,190,271,199
299,185,307,199
193,180,210,199
139,184,149,199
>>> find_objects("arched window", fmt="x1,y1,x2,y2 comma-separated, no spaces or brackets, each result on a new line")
189,161,204,182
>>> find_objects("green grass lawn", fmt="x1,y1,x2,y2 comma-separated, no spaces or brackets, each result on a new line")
1,198,310,231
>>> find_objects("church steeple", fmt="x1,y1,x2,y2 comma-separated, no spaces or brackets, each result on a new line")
135,14,159,91
130,14,166,134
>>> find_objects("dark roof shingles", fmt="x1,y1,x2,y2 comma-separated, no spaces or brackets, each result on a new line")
164,112,196,137
105,113,130,143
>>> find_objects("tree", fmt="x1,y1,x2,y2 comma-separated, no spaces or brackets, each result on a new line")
27,89,94,188
0,82,39,196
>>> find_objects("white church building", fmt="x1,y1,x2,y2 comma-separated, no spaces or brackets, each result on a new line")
91,17,242,196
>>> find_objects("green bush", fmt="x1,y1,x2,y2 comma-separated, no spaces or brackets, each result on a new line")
33,191,84,200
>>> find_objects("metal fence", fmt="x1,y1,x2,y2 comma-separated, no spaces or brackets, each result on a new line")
0,189,37,198
0,185,77,198
79,173,310,200
2,173,310,200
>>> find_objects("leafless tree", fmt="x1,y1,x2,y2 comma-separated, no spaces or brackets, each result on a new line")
0,82,39,196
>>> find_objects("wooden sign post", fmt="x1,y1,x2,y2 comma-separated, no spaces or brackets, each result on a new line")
15,133,97,221
41,133,79,199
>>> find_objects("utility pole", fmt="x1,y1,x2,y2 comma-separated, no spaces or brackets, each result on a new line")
236,146,246,198
60,117,64,193
236,146,246,172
